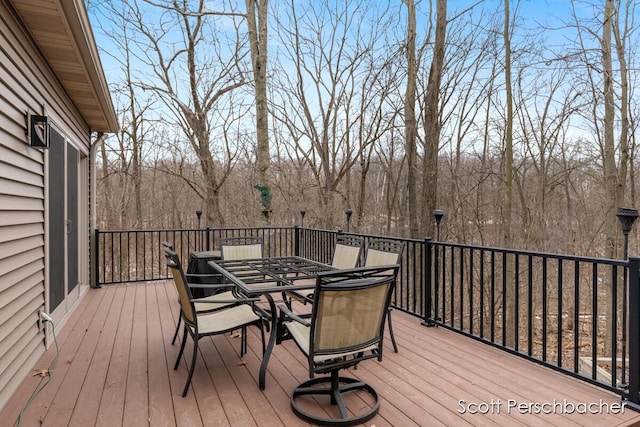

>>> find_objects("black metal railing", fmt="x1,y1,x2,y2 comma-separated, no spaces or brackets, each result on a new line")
425,241,635,402
94,227,295,285
296,228,428,318
94,226,640,406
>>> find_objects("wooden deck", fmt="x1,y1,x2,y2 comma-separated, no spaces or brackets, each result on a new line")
3,280,640,427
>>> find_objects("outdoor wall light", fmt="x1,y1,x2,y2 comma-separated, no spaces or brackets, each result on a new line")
27,113,50,149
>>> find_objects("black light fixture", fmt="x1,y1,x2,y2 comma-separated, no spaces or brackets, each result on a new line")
28,114,50,149
433,209,445,241
345,209,353,232
616,207,639,389
195,209,203,251
300,210,306,227
617,207,639,260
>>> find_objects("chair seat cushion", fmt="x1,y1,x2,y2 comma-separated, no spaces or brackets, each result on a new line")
194,291,237,312
195,305,261,334
284,321,378,363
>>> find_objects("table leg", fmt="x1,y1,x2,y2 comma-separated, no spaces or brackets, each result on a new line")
259,293,277,390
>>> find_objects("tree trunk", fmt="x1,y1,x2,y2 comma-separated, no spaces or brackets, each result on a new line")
503,0,515,348
403,0,418,238
421,0,447,238
246,0,271,223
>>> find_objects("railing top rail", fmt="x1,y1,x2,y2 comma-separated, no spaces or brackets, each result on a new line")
434,240,627,266
301,228,430,245
96,226,294,233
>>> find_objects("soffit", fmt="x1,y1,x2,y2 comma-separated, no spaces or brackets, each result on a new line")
10,0,118,133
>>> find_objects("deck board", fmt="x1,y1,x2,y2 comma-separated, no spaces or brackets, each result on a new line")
70,276,123,427
3,280,640,427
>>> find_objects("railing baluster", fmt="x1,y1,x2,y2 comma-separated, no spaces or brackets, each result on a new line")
612,265,618,388
514,253,519,353
542,258,548,361
469,248,474,335
557,259,563,368
628,256,640,406
592,263,598,380
490,251,495,343
450,246,455,327
459,247,464,330
501,252,506,347
574,260,580,374
479,249,484,339
527,255,533,356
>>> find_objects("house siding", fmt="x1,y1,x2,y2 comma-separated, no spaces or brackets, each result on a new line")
0,0,92,411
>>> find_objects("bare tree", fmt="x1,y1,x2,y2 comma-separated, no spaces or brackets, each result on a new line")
245,0,272,222
421,0,447,238
103,0,249,227
438,6,500,244
502,0,516,347
404,0,419,237
270,0,391,228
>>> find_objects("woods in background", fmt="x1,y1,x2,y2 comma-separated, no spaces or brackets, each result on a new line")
90,0,640,259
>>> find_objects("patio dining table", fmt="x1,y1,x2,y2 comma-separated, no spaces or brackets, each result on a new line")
208,256,335,389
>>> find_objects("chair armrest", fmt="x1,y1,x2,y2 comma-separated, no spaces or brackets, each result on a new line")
190,296,259,304
286,289,315,304
186,282,232,290
277,304,311,327
186,272,222,279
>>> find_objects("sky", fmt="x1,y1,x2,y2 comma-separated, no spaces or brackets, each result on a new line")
88,0,591,85
87,0,637,156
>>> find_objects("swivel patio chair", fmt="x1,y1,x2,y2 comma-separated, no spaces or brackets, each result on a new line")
363,238,405,352
165,247,265,397
278,265,399,426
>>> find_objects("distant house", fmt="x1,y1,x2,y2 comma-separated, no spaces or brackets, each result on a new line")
0,0,117,410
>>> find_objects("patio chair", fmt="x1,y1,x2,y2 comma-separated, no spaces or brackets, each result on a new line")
363,238,405,353
165,244,242,345
219,235,277,292
165,247,265,397
278,265,399,426
289,234,364,303
219,236,264,260
330,234,364,269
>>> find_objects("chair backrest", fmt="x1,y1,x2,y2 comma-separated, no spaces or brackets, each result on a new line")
220,236,264,260
165,248,196,326
364,238,404,268
330,235,364,269
309,265,399,367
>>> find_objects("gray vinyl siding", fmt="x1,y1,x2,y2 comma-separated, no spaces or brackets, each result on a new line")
0,0,91,411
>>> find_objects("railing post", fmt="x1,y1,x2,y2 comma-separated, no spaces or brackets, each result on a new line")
294,225,300,256
206,227,211,251
92,228,101,288
628,256,640,407
422,238,435,326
